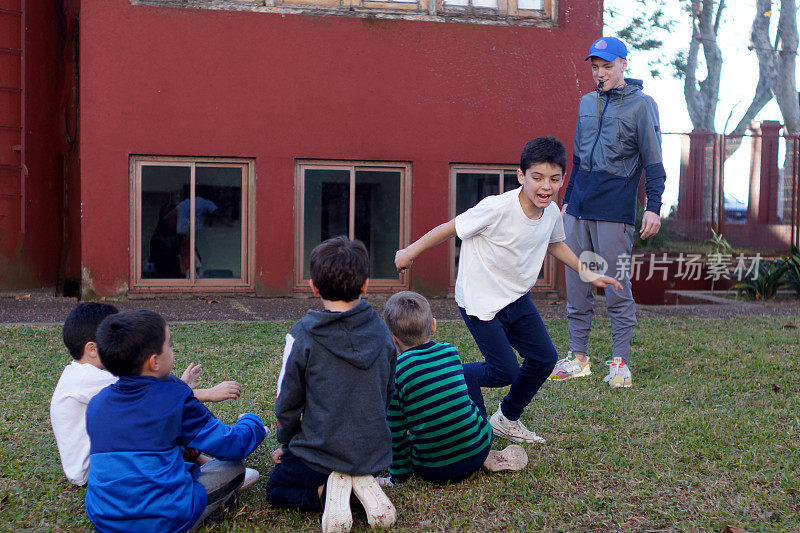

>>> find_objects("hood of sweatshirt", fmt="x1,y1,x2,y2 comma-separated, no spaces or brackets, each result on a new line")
299,299,386,370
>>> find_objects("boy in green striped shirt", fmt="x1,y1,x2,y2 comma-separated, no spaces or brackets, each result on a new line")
382,291,528,484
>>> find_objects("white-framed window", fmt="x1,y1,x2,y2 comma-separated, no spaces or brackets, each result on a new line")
449,164,556,291
130,156,255,291
294,160,411,291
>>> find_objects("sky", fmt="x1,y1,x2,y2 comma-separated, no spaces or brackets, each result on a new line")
603,0,797,212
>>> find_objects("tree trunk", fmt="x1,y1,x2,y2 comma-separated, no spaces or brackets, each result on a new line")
751,0,800,134
684,0,724,132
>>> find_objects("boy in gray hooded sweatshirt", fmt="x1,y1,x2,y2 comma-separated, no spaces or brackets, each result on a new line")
265,236,397,533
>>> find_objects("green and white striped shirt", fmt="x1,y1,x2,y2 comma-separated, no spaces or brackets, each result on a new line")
387,342,492,480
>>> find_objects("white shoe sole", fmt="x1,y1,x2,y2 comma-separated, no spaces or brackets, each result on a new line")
548,366,592,381
483,445,529,472
351,475,397,528
321,472,353,533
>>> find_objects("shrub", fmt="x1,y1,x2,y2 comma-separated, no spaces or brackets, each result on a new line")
735,257,789,300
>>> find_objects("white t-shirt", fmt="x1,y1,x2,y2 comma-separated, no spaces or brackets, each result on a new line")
49,362,117,485
454,187,565,320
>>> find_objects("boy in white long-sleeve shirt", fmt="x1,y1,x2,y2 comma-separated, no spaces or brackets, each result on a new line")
50,302,247,486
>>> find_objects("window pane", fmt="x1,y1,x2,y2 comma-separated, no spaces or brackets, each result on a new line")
141,165,190,279
471,0,498,7
443,0,469,5
355,170,401,279
517,0,543,8
503,172,518,193
303,169,351,279
454,172,500,275
194,166,243,279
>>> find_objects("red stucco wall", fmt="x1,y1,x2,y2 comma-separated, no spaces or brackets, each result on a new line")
79,0,602,297
0,1,63,290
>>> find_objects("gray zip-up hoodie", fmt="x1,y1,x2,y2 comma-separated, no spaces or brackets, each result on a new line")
562,78,666,225
275,299,396,475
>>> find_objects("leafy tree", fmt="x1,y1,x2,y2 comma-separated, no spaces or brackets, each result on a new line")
606,0,800,135
604,0,676,79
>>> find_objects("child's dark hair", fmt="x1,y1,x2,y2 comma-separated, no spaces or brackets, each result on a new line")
96,310,167,376
62,302,120,360
383,291,434,348
520,136,567,174
309,236,369,301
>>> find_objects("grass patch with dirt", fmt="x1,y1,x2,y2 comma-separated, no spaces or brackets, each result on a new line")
1,316,798,531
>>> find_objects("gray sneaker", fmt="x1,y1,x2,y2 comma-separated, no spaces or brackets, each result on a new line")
489,406,546,444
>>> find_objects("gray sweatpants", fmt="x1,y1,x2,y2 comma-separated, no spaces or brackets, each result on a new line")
564,214,637,363
190,459,245,530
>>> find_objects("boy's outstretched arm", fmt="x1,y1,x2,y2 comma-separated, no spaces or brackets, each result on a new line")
395,219,457,272
194,381,241,403
548,242,623,292
179,363,242,403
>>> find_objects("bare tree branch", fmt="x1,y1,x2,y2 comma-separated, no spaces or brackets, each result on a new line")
713,0,725,34
729,73,773,136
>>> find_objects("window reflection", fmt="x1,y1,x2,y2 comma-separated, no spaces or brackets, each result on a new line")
139,164,244,281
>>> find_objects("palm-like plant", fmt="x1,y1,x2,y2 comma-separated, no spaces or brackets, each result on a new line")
735,258,789,300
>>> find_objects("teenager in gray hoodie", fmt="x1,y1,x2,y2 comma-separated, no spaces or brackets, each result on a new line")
265,236,397,533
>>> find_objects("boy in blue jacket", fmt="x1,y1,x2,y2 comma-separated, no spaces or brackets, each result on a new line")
86,309,267,533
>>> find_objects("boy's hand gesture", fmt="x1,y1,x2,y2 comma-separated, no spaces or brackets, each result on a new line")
204,381,242,402
395,248,414,273
180,363,203,389
270,447,284,464
590,275,623,292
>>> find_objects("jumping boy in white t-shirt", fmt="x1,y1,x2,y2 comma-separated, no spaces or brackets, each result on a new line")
395,137,622,443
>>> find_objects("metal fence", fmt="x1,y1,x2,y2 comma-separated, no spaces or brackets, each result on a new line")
668,129,799,253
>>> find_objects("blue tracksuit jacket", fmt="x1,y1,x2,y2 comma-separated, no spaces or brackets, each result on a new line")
85,375,266,533
563,78,666,225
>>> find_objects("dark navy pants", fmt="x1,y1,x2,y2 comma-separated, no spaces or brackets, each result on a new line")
413,442,491,485
460,294,558,421
265,450,327,512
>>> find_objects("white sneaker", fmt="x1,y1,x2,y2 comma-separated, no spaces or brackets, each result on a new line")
482,445,529,472
603,357,632,388
238,467,260,492
351,475,397,528
489,406,545,444
321,472,353,533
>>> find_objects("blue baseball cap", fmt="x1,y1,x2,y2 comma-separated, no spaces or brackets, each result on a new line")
585,37,628,61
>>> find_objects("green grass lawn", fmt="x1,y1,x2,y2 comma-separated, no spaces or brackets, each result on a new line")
1,316,799,531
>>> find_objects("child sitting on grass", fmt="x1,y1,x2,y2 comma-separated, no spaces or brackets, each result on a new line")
382,291,528,485
50,302,252,487
85,309,267,532
266,236,397,533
